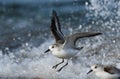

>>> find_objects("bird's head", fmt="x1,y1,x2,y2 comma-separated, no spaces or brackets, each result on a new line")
44,44,61,53
87,64,102,74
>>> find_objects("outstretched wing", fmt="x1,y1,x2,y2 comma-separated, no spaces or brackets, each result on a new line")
65,32,102,47
104,66,120,74
50,10,64,43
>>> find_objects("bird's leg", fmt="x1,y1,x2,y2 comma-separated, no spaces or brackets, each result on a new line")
52,59,64,69
57,59,69,72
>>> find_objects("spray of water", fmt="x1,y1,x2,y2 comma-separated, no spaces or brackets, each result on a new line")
0,0,120,79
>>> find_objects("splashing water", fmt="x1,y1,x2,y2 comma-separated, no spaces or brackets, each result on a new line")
0,0,120,79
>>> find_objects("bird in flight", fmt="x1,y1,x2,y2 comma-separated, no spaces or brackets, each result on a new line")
44,10,102,72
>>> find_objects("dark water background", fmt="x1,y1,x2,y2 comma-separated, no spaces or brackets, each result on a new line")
0,0,120,79
0,0,90,51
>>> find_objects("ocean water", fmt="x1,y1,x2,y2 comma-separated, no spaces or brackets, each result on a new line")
0,0,120,79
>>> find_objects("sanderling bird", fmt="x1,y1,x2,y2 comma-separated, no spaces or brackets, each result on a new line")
44,10,102,72
87,64,120,79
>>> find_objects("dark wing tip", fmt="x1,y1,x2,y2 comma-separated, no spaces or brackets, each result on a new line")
97,33,102,35
91,32,102,36
104,66,120,74
50,10,64,42
52,10,57,16
52,10,56,13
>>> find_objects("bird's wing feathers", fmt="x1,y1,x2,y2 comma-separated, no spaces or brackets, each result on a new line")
104,66,120,74
50,10,64,43
65,32,102,47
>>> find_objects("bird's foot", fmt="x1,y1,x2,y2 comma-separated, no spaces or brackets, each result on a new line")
57,68,62,72
52,65,58,69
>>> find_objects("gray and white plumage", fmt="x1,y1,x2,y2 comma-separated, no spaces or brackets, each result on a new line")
44,10,102,72
87,64,120,79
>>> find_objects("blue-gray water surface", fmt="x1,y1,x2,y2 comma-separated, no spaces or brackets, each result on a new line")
0,0,120,79
0,0,89,51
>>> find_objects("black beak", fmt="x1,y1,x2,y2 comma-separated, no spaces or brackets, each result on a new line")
44,49,50,53
87,70,93,74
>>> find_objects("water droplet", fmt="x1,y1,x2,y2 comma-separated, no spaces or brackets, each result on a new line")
112,40,116,43
79,25,82,29
85,2,88,6
28,33,31,37
25,43,29,46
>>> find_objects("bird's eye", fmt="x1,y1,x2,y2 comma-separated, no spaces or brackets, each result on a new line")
95,66,97,69
51,46,54,48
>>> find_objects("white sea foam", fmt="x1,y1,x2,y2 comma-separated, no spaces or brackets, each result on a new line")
0,35,119,79
0,0,120,79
